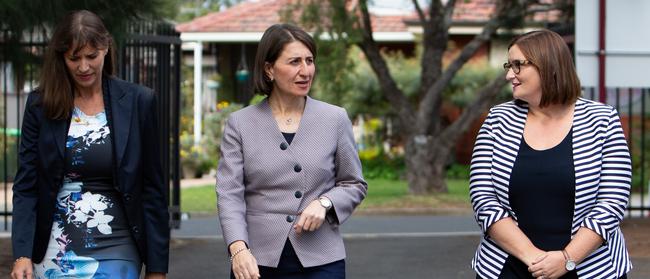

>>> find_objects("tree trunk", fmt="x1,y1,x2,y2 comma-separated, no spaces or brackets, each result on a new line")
404,135,450,194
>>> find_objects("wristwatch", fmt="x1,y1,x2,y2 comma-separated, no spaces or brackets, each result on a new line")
562,249,576,271
318,197,332,210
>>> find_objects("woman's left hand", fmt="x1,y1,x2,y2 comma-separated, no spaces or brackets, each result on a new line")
294,200,326,234
528,250,568,279
144,272,166,279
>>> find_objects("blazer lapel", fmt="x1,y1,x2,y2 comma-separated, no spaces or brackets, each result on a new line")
107,78,132,169
287,96,315,149
260,96,315,145
49,118,69,160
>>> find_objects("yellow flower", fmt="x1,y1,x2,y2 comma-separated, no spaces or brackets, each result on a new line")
217,101,230,110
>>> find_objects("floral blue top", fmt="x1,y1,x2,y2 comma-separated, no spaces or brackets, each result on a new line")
33,107,139,278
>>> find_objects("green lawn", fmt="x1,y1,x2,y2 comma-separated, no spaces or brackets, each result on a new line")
180,179,470,213
180,185,218,213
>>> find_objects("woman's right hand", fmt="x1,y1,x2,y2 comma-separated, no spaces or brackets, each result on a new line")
230,241,260,279
11,257,33,279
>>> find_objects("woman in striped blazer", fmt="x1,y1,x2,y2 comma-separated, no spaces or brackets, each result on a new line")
470,29,631,279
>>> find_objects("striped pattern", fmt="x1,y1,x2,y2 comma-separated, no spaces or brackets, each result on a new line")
217,96,367,268
469,98,632,279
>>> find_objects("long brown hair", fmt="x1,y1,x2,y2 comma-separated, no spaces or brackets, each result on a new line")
40,10,115,120
508,29,581,108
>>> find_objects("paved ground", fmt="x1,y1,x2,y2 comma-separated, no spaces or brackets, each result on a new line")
2,177,649,278
169,235,480,278
172,214,480,238
170,214,482,278
3,215,648,278
169,215,650,279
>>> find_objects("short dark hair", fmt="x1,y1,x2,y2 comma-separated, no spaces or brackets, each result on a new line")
508,29,581,108
40,10,115,120
253,24,316,95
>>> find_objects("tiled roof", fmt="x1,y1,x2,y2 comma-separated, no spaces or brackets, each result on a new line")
370,15,411,32
176,0,414,33
176,0,284,32
452,0,496,22
176,0,559,33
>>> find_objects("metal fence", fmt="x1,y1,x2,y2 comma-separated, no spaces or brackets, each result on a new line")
583,87,650,217
0,21,182,230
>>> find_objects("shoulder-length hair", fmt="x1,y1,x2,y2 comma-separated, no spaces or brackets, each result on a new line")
40,10,115,120
253,23,316,96
508,29,581,108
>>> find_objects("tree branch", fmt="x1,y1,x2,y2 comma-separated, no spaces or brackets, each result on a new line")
417,0,532,134
439,76,508,148
418,0,448,103
356,0,416,130
412,0,426,26
443,0,457,27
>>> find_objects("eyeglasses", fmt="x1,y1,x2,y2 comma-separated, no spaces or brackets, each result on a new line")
503,60,534,74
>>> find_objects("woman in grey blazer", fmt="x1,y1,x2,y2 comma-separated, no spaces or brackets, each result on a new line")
470,29,630,279
217,24,367,279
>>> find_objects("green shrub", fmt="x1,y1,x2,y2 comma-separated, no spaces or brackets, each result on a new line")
360,153,405,180
180,101,243,178
446,163,470,180
0,133,19,181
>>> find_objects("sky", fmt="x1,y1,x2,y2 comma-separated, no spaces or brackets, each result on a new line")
369,0,414,15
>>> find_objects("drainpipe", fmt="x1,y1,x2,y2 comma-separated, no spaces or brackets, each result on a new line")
598,0,606,103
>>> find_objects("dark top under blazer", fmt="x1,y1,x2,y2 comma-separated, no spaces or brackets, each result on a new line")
469,98,632,279
217,96,368,268
12,76,170,273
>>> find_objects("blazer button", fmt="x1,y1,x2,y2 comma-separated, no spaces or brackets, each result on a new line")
132,226,140,234
294,164,302,173
123,194,132,203
280,142,288,150
294,191,303,198
286,215,295,223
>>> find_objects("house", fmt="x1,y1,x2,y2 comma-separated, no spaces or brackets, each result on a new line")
175,0,563,158
176,0,563,104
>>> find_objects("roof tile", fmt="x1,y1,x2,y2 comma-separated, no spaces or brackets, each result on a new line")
176,0,560,33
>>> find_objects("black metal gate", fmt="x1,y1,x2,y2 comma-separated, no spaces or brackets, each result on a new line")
584,87,650,217
0,21,182,230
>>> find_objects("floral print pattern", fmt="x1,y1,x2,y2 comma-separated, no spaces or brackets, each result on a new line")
34,108,139,278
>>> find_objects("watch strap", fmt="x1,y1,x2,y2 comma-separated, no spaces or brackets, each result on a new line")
562,249,576,271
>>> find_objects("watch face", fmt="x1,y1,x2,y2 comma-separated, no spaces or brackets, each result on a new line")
319,198,332,209
565,260,576,271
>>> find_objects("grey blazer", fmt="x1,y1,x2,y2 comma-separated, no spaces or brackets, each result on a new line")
216,96,368,268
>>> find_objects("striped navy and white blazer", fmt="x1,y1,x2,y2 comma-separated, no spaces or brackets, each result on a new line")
469,98,632,279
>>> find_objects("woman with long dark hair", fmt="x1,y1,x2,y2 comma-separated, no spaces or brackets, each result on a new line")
11,10,169,279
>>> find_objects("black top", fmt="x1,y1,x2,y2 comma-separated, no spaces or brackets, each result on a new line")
282,132,296,145
499,130,577,279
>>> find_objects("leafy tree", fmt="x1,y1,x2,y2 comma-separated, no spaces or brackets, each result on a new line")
0,0,178,101
290,0,568,194
0,0,177,42
175,0,246,22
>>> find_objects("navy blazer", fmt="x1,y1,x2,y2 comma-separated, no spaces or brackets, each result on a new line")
12,76,169,273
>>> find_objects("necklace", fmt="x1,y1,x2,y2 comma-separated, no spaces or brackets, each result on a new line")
73,116,90,126
285,118,293,125
73,108,90,126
